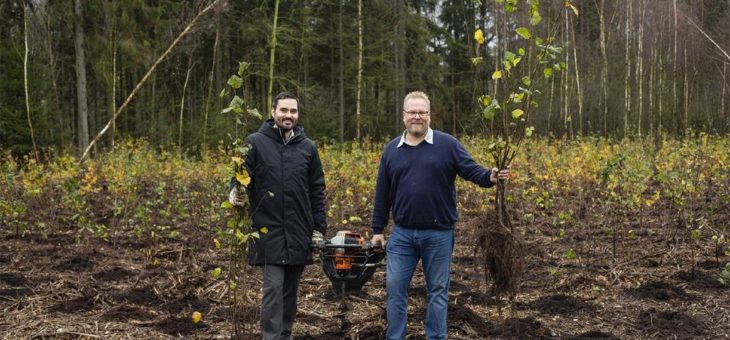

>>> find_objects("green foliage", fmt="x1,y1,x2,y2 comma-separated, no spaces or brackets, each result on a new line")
719,263,730,287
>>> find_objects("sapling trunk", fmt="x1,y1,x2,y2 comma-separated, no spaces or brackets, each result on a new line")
475,0,574,306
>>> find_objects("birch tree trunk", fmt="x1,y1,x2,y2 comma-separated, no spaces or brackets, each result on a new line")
682,42,689,135
338,0,345,141
266,0,280,110
179,55,193,150
203,18,220,145
722,63,727,134
623,0,632,138
673,0,678,134
109,0,117,148
355,0,363,140
637,0,645,137
75,0,90,156
563,6,570,138
570,11,583,136
597,0,609,136
23,1,39,161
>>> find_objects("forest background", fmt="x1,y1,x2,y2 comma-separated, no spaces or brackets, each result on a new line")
3,1,730,337
2,0,730,156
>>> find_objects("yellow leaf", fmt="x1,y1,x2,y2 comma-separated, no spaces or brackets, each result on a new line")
566,1,579,16
231,156,244,166
213,238,221,249
192,311,202,323
236,171,251,186
474,29,485,45
492,70,502,80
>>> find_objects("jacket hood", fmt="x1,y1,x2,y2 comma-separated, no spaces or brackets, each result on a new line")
259,119,307,144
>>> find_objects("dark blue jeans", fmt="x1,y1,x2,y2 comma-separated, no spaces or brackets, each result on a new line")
385,226,455,340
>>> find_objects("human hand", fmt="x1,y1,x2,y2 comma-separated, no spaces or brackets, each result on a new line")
228,187,247,207
490,166,510,184
371,234,386,248
312,230,324,244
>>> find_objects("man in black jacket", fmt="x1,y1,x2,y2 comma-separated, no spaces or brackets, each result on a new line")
229,92,326,340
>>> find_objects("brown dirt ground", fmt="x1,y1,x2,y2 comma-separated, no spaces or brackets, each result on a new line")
1,201,729,339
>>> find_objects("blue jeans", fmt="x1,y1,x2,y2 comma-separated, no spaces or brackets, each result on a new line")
386,225,455,340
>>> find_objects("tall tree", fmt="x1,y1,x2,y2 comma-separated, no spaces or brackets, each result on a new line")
596,0,609,136
355,0,363,140
74,0,90,155
23,1,38,161
266,0,280,110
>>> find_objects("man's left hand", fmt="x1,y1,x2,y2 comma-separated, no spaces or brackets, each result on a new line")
490,167,510,184
312,230,325,249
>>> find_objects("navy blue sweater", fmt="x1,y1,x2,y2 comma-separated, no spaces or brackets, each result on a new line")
371,130,494,234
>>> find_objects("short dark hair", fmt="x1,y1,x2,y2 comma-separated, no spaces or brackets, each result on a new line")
272,92,298,109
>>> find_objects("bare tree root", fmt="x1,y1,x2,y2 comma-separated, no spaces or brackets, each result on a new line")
476,210,524,310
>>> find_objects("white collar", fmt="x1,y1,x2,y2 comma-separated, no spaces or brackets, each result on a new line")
397,128,433,147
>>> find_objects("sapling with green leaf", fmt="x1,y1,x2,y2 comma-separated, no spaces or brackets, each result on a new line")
217,60,265,337
473,0,574,302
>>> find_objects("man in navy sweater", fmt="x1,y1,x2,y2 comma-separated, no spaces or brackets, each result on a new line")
371,91,509,340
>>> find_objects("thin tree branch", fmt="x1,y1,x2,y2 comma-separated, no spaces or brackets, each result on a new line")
681,12,730,63
79,0,220,162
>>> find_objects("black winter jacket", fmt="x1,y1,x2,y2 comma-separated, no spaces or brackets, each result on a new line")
243,120,326,266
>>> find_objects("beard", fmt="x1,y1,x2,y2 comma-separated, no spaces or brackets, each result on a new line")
406,123,427,137
275,117,296,131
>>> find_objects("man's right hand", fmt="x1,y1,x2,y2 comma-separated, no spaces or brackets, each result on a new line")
371,234,386,248
228,187,247,207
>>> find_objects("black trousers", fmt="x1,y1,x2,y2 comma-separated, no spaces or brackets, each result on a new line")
261,264,305,340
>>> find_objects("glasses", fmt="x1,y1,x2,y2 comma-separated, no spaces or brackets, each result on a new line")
404,111,430,117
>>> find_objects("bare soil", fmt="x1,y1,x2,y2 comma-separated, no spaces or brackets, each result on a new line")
1,202,729,339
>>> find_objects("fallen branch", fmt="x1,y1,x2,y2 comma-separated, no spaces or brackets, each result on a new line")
682,12,730,63
80,0,221,162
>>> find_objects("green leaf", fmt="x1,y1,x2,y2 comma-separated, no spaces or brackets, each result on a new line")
522,76,531,86
259,226,269,234
511,109,524,119
516,27,531,39
229,95,244,109
543,68,553,78
525,126,535,137
221,201,233,209
227,75,242,89
565,249,576,260
237,61,250,76
219,88,229,99
211,267,222,278
529,7,542,25
235,229,245,241
518,47,526,56
483,104,496,121
504,51,516,62
247,108,262,120
502,61,512,71
512,57,521,67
